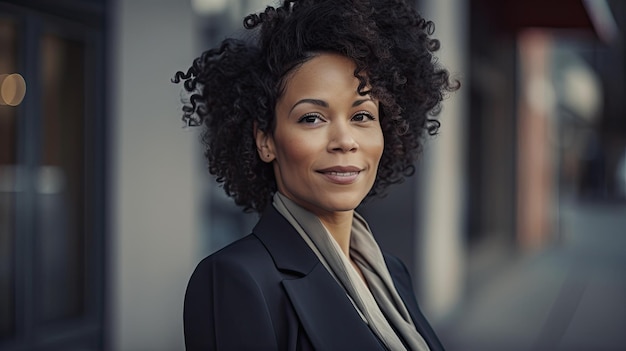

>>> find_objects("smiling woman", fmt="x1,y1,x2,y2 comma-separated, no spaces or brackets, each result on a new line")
173,0,457,350
258,53,384,247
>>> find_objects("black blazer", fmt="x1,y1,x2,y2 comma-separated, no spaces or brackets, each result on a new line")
184,205,445,350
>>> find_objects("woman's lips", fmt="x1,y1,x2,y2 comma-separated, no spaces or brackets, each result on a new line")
316,167,362,184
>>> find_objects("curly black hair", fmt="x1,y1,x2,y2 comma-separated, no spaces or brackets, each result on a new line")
173,0,458,213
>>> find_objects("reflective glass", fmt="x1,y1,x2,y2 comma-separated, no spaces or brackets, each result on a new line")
37,32,86,323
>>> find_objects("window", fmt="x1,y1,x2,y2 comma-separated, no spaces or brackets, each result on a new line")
0,1,106,350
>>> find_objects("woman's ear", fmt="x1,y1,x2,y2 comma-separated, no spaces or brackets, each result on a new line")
254,123,275,163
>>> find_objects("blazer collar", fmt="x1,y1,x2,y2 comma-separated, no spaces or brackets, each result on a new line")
252,205,387,350
252,204,319,276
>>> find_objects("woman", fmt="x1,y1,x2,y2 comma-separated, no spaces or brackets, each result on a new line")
173,0,457,349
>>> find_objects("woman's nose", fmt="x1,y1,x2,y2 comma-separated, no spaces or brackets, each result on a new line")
328,122,358,152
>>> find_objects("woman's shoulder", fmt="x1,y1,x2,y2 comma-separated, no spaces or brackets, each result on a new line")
193,234,268,271
189,233,281,287
183,233,287,350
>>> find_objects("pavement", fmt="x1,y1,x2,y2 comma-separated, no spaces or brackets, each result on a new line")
438,200,626,351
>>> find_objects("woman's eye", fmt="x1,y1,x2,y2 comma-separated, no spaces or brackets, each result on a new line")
352,112,375,122
298,114,324,124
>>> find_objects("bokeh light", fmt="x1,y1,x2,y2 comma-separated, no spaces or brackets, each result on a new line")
0,73,27,106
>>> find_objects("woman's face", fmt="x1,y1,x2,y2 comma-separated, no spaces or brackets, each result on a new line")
256,53,384,218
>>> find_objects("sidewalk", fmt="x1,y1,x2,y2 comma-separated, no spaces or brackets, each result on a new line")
439,201,626,351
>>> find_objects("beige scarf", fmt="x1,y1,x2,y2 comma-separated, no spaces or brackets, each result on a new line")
273,193,430,351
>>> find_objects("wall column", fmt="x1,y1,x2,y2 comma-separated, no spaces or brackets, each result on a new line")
416,0,468,323
109,0,199,349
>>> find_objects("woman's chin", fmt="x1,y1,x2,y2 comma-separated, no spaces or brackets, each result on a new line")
321,196,367,213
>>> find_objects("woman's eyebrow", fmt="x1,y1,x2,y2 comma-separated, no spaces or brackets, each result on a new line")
352,98,375,107
290,98,328,114
290,97,375,114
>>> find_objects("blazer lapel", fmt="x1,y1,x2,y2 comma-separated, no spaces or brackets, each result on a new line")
282,265,385,350
253,206,385,351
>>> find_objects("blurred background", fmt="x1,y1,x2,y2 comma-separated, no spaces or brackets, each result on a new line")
0,0,624,350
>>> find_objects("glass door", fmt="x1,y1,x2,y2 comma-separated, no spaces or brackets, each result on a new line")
0,1,106,350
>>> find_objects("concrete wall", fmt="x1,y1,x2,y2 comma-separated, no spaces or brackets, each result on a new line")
108,0,199,349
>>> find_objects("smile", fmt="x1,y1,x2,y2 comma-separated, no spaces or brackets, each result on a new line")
325,171,359,177
317,168,362,184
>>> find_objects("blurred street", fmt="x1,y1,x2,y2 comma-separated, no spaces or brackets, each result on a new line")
441,199,626,351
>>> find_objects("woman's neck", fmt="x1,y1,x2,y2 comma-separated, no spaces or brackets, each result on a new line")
318,210,354,257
